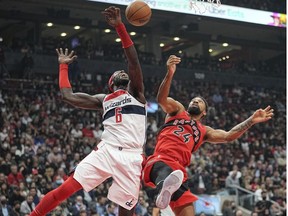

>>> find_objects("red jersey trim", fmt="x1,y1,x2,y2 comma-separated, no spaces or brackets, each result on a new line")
104,90,127,102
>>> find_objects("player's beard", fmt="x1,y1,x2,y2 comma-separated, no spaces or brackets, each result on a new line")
187,106,201,115
114,77,129,87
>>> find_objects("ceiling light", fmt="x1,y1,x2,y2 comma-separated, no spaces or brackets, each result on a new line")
74,26,80,30
60,32,67,37
222,57,226,60
0,37,3,42
47,22,53,27
219,58,222,61
115,38,121,42
226,56,230,59
209,49,213,53
222,43,229,47
104,29,111,33
174,37,180,41
130,32,136,36
178,50,182,54
160,43,165,47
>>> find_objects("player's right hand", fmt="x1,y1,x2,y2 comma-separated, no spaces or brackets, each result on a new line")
167,55,181,75
56,48,77,64
102,6,122,27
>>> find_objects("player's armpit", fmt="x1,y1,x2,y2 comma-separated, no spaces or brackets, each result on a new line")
159,97,184,116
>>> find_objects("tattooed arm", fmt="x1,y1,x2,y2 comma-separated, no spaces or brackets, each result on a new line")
204,106,274,143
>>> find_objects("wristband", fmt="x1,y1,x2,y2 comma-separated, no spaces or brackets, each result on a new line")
59,64,71,88
116,23,134,48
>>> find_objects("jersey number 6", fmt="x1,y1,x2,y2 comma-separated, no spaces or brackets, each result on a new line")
115,107,122,123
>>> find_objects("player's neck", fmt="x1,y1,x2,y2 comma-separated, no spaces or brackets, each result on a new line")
189,115,201,121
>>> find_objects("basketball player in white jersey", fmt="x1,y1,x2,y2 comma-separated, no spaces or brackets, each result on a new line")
30,6,146,216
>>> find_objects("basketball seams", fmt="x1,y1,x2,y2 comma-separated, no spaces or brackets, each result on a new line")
125,1,151,26
130,12,151,22
127,4,149,20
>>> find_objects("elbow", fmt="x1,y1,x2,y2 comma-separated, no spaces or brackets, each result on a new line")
61,92,72,103
225,136,235,143
61,92,68,101
156,94,165,105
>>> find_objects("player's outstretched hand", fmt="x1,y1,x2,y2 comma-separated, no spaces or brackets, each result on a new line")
167,55,181,75
56,48,77,64
102,6,122,27
251,105,274,124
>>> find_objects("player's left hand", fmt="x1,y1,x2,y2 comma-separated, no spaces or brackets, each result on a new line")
56,48,77,64
102,6,122,27
166,55,181,75
251,105,274,124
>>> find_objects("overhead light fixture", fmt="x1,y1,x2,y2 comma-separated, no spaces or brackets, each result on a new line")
173,37,180,41
60,32,67,37
222,57,226,60
226,56,230,59
74,26,80,30
219,58,222,61
159,43,165,47
130,32,136,36
104,29,111,33
222,43,229,47
47,22,53,27
178,50,182,54
115,38,121,42
209,49,213,53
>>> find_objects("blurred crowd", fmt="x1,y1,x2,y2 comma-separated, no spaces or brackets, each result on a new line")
0,68,286,215
1,37,285,81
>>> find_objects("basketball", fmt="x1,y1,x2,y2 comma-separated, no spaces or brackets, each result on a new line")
125,0,152,26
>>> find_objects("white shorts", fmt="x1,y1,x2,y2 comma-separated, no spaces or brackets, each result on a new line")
73,141,144,210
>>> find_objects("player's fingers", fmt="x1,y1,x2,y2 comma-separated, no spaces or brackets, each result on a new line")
72,55,78,61
59,48,64,55
267,108,274,113
55,49,60,56
170,58,181,63
106,7,115,14
68,50,74,58
64,48,68,56
115,8,120,16
264,105,271,111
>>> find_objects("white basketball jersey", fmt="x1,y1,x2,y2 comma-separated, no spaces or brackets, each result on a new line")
101,89,147,149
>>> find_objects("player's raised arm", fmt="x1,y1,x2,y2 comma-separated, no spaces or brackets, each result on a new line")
102,6,145,103
56,48,105,110
205,106,274,143
157,55,183,115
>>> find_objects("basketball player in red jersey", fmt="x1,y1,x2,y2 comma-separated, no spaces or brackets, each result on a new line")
142,55,274,216
30,6,146,216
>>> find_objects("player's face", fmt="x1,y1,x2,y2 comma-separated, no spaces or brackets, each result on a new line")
113,70,129,87
187,97,206,116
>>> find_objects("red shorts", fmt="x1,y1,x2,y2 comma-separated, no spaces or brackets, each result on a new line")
142,153,198,210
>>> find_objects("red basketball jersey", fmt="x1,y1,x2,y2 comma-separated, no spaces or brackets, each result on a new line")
154,111,206,167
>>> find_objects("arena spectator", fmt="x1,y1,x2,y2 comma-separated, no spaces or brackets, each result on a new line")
72,195,88,216
221,200,234,216
7,165,24,187
20,194,35,215
0,195,16,216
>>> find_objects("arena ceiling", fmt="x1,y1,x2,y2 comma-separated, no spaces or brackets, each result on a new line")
0,0,285,61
